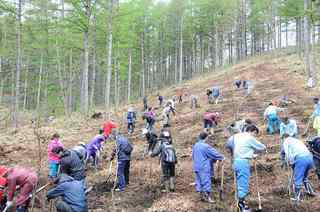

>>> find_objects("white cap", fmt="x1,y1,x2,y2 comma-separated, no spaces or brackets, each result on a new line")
142,128,148,135
162,131,170,137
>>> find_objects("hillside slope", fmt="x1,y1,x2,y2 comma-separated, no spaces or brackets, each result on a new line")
1,52,320,212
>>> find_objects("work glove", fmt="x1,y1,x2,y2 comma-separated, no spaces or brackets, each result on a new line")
3,201,14,212
252,154,258,159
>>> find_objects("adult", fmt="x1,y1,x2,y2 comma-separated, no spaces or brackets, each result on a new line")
192,132,224,203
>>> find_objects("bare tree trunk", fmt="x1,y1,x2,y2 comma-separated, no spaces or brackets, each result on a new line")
140,32,145,96
13,0,22,128
278,18,282,49
127,48,132,103
105,0,113,109
179,15,183,83
304,0,316,86
23,59,29,111
36,54,43,111
68,49,74,114
90,14,97,109
0,57,3,105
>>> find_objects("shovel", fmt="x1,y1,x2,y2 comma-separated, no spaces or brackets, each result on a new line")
254,160,262,212
219,163,225,200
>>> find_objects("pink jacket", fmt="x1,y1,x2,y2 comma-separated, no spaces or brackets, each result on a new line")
48,138,64,162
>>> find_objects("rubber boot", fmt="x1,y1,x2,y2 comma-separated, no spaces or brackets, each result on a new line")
238,199,251,212
304,181,318,197
169,177,175,192
162,179,169,192
291,187,302,202
204,192,215,203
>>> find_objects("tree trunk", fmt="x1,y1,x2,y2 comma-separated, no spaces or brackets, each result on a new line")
23,59,29,111
0,57,3,105
105,0,113,109
140,32,145,96
90,14,97,109
36,54,43,111
13,0,22,128
127,48,132,103
179,15,183,83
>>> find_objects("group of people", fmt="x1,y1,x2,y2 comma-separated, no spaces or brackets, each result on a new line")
2,81,320,212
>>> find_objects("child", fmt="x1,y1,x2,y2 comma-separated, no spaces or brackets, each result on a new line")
48,133,64,179
127,107,137,134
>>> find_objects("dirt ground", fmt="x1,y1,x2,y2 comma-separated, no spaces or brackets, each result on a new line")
1,52,320,211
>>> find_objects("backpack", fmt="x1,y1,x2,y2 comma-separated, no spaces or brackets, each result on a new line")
162,143,177,163
123,142,133,155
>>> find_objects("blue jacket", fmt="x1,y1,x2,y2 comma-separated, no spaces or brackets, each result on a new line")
47,174,88,212
127,112,136,123
60,150,86,181
116,135,133,161
226,132,266,160
313,103,320,117
281,137,312,165
192,139,224,172
280,119,298,138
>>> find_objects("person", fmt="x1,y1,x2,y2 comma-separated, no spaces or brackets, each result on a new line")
151,131,177,192
190,95,199,109
0,166,38,212
226,119,254,135
235,80,242,89
48,133,64,179
281,135,317,201
159,127,173,144
162,103,176,128
308,136,320,181
53,147,86,184
206,89,212,103
72,143,88,164
143,96,148,111
102,120,118,138
280,117,298,139
312,98,320,135
211,86,220,104
109,130,133,191
142,128,158,155
86,130,107,168
0,173,7,211
127,107,136,134
243,80,254,96
47,173,88,212
225,125,266,211
192,132,224,203
203,111,220,135
176,89,183,103
263,102,283,134
143,107,156,130
158,94,164,107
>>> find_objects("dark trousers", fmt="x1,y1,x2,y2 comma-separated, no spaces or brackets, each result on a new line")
56,200,74,212
162,161,175,179
128,123,135,133
16,206,28,212
117,160,130,190
314,157,320,180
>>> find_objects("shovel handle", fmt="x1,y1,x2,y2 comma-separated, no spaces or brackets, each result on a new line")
254,160,262,210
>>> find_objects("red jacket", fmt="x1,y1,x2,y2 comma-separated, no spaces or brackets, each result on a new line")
204,112,220,124
103,121,118,136
6,167,38,205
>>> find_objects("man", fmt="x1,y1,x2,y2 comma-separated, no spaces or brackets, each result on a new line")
158,94,164,107
243,80,254,97
211,86,220,104
226,119,254,135
109,130,133,191
190,95,199,109
280,117,298,139
312,98,320,135
86,130,107,168
143,107,156,130
226,125,266,211
263,102,283,134
176,89,183,103
102,120,118,138
192,132,224,203
47,173,88,212
203,111,220,135
127,107,137,134
151,131,177,192
143,96,148,111
308,136,320,181
72,143,88,164
0,166,38,212
162,103,176,128
235,80,242,89
281,135,317,201
142,128,158,155
53,147,86,184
